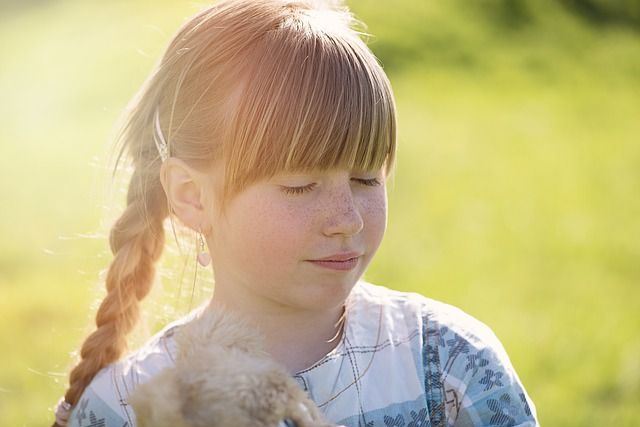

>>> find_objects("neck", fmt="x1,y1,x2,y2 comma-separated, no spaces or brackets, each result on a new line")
206,288,347,374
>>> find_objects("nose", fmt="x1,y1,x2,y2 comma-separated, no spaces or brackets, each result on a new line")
322,184,364,237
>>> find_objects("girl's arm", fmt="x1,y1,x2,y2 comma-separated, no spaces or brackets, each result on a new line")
68,385,131,427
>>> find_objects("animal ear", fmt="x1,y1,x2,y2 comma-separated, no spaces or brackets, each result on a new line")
129,369,189,427
177,308,265,359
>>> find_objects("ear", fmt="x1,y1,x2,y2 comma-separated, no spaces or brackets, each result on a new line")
159,157,211,233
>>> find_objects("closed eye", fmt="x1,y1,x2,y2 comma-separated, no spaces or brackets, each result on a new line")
355,177,382,187
281,178,381,196
281,183,316,195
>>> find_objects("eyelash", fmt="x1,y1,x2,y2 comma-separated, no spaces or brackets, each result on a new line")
282,178,382,195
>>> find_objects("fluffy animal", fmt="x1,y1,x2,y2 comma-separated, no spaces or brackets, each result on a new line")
129,308,336,427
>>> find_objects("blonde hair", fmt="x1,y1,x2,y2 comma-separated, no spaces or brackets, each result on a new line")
55,0,396,422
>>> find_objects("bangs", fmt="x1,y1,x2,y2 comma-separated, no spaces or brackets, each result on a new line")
219,18,396,201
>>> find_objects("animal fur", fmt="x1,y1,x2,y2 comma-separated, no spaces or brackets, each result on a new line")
129,308,334,427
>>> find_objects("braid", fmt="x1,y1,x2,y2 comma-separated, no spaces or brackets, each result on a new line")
54,168,169,425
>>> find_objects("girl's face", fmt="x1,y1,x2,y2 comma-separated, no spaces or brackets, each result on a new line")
205,167,388,313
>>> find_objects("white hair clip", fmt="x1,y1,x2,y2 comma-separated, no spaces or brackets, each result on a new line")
153,107,170,162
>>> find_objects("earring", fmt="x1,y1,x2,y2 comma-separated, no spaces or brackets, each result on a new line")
197,228,211,267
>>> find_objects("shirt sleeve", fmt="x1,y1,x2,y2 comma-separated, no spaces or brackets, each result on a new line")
423,303,539,426
68,385,131,427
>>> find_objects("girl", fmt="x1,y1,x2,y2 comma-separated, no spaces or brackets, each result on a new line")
53,0,539,426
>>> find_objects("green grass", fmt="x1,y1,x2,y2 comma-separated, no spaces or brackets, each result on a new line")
1,0,639,425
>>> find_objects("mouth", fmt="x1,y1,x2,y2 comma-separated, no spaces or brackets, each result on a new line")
310,251,363,262
307,256,360,271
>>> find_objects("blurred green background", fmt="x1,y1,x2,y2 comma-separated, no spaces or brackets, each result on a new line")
1,0,639,425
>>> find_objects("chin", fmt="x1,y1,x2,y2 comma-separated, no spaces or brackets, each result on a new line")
299,276,358,309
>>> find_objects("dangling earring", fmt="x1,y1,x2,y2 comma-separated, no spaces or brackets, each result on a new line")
197,227,211,267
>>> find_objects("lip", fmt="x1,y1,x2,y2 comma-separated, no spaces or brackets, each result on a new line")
310,252,363,262
307,256,360,271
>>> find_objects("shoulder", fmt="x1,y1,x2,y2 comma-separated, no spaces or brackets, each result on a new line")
352,279,497,338
350,280,538,426
349,280,488,342
417,293,539,426
351,280,522,368
68,307,204,427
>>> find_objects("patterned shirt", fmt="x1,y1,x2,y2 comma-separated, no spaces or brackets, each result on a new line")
68,280,538,427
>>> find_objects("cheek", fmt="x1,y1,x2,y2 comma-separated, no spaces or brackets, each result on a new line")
362,189,388,235
236,201,309,262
